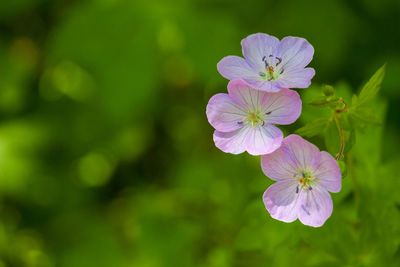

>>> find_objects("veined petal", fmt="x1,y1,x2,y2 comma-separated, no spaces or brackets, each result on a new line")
261,145,299,181
261,88,302,125
227,79,265,110
313,151,341,193
213,127,251,155
241,33,280,70
242,78,283,93
282,135,320,170
263,179,300,223
206,93,247,132
277,36,314,72
278,68,315,89
245,124,283,156
217,56,258,80
297,186,333,227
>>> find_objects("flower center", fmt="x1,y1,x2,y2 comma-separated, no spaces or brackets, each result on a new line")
246,111,264,127
259,54,285,81
294,170,315,193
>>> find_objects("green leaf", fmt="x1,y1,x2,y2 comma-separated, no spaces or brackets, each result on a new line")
351,94,358,106
355,64,386,107
343,128,356,154
324,119,340,156
296,117,330,137
348,106,381,131
322,84,335,97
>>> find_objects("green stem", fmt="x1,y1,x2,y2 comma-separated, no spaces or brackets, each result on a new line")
333,98,347,161
333,115,344,160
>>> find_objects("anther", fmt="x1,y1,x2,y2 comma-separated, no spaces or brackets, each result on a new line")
268,77,273,81
301,172,306,178
268,54,273,57
262,56,269,67
280,68,284,74
259,72,266,77
296,185,299,194
309,186,312,190
261,121,265,126
237,121,243,125
275,57,282,66
265,111,271,115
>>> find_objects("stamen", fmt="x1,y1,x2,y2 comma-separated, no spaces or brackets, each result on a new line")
268,77,273,81
309,186,312,190
268,55,274,67
275,57,282,66
261,121,265,126
265,111,272,115
301,172,306,178
296,185,299,194
259,72,266,77
262,56,269,67
237,121,243,125
280,68,284,74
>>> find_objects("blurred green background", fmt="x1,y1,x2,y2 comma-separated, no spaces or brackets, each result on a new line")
0,0,399,266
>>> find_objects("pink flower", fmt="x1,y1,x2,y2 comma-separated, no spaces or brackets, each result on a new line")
217,33,315,92
261,135,341,227
206,79,301,156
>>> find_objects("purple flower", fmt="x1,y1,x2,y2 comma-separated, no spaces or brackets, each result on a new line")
261,134,341,227
217,33,315,92
206,79,301,156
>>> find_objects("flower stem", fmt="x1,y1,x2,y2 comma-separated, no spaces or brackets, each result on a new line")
333,98,347,160
333,114,344,160
336,98,347,113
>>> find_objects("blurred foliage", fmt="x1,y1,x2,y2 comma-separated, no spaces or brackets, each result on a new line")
0,0,399,266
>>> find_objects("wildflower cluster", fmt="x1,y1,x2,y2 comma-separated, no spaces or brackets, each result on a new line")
207,33,386,227
206,33,343,227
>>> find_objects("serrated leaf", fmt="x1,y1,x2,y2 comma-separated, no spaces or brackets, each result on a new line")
355,64,386,107
322,84,335,97
295,117,330,137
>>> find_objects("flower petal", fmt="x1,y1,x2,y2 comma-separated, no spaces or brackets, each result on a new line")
217,56,258,81
241,33,280,70
261,145,299,181
313,151,342,193
263,179,300,223
261,88,302,125
278,68,315,89
277,36,314,72
297,186,333,227
282,135,320,170
227,79,265,110
245,124,283,155
206,93,247,132
213,127,250,154
242,78,282,93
